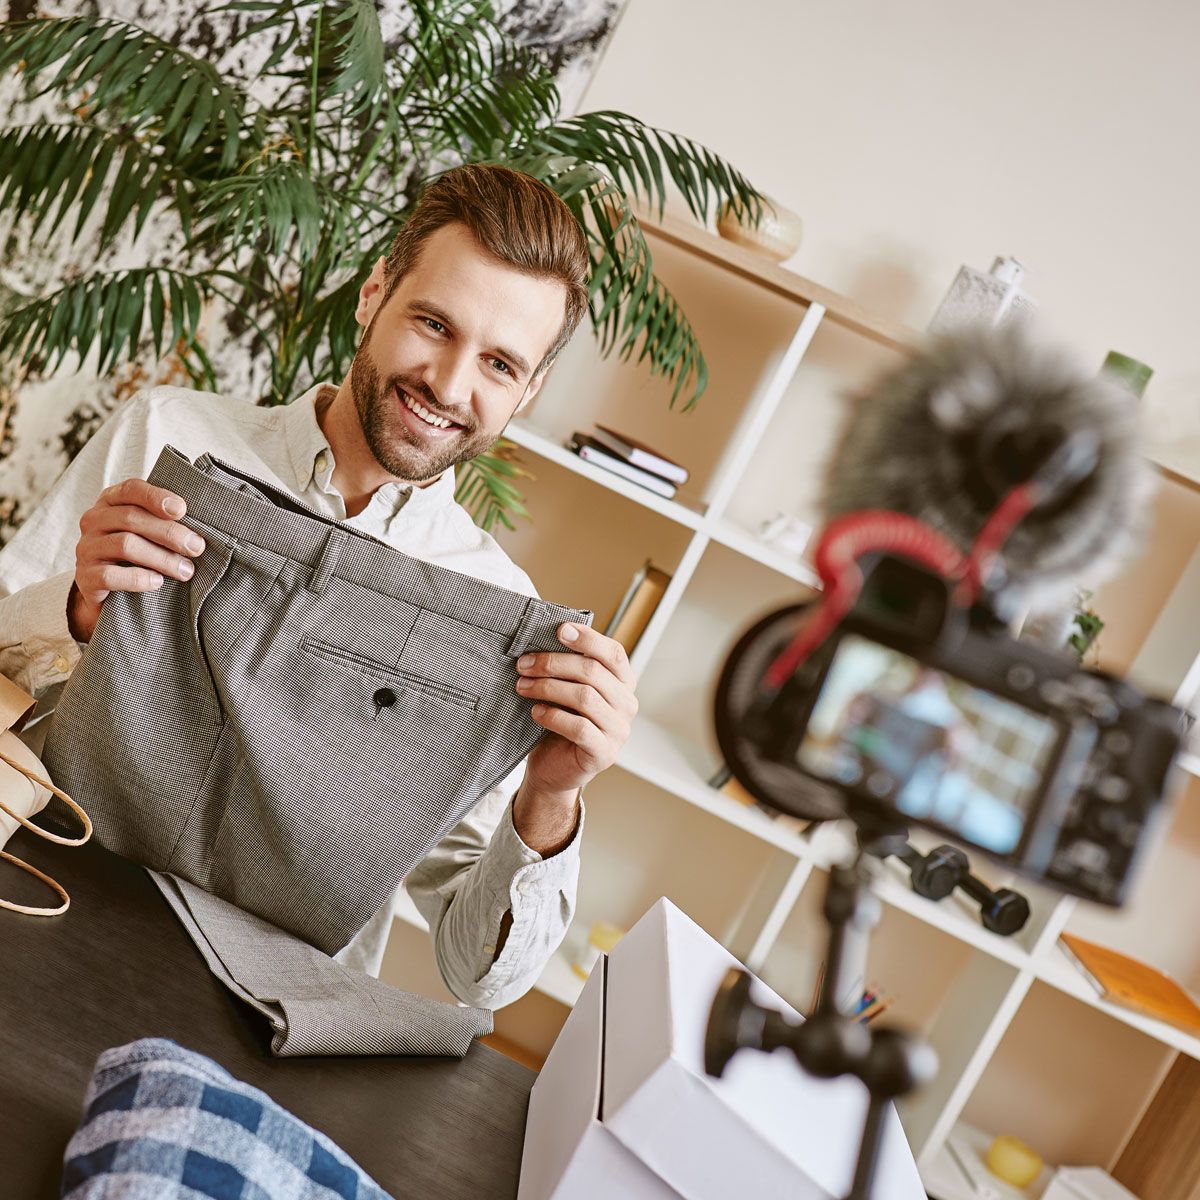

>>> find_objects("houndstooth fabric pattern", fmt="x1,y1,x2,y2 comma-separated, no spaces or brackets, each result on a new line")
43,445,592,1055
152,873,492,1057
62,1038,394,1198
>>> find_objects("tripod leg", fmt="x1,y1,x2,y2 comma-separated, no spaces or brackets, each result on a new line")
846,1094,889,1200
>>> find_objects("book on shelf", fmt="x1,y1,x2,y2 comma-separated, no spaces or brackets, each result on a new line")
566,433,677,499
604,559,671,653
590,424,690,485
1058,932,1200,1035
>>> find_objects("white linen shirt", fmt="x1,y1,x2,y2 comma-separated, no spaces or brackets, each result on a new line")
0,382,583,1009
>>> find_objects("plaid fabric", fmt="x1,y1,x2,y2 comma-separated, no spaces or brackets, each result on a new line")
61,1039,392,1199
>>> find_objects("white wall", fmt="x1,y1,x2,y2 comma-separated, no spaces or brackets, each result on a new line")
580,0,1200,476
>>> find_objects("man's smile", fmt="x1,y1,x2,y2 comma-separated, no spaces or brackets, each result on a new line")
395,384,464,436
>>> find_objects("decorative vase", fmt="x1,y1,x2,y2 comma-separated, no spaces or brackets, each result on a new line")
716,197,803,263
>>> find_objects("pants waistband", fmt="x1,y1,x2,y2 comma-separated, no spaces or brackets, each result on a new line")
147,445,592,658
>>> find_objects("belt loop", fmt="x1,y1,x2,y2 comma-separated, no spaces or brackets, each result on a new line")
505,597,550,659
308,528,348,594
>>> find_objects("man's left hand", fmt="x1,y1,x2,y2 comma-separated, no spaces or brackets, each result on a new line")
516,621,638,796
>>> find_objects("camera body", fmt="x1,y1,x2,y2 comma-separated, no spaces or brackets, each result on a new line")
736,555,1183,905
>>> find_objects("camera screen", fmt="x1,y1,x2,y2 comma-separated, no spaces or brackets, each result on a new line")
796,635,1061,853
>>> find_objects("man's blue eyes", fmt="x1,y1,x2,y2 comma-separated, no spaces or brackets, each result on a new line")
419,319,513,376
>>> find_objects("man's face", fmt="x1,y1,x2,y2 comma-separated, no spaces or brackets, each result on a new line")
349,222,568,482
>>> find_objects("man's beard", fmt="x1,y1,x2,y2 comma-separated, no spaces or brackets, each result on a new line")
349,340,505,482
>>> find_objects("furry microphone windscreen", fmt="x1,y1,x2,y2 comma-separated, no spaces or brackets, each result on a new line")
820,323,1153,611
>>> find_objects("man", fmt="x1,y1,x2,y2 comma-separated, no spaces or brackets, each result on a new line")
0,163,638,1010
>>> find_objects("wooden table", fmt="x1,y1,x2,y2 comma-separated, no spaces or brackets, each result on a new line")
0,831,535,1199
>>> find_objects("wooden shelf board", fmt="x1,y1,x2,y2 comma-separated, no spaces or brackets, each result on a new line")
1033,944,1200,1060
707,516,822,588
637,209,921,353
618,717,812,857
504,418,706,529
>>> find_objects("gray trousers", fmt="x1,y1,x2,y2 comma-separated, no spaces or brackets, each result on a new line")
43,446,593,1055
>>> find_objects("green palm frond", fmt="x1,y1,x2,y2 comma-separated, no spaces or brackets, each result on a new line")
0,123,183,247
192,155,324,263
326,0,388,115
513,155,708,405
531,110,764,225
0,1,769,528
0,18,251,171
1,267,211,378
402,0,559,154
455,439,534,533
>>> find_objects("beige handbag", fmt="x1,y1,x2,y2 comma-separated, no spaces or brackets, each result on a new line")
0,672,91,915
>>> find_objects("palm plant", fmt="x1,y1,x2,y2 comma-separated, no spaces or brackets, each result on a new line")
0,0,764,530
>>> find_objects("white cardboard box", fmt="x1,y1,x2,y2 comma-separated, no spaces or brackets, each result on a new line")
518,898,926,1200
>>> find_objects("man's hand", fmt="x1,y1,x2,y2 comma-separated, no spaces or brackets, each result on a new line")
512,622,638,847
68,477,206,643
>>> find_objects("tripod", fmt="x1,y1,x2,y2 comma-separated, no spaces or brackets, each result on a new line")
704,819,938,1200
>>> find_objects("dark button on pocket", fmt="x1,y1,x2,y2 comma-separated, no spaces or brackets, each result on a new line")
374,688,397,709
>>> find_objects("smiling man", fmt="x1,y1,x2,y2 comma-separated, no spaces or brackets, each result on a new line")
0,163,638,1009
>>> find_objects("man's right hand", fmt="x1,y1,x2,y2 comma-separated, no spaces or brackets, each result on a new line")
68,477,206,643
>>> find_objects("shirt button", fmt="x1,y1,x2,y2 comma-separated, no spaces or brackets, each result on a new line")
53,655,70,673
315,450,330,472
516,879,531,896
483,944,496,956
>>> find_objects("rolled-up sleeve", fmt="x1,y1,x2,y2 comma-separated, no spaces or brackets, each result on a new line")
406,760,584,1009
0,392,154,697
0,570,82,695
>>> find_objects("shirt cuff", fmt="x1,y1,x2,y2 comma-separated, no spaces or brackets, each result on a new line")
489,791,585,897
469,794,586,993
0,570,82,695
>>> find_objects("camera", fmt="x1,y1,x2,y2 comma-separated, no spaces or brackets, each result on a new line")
716,551,1184,906
704,326,1189,1200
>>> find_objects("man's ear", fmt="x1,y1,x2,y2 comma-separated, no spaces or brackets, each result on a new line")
356,256,389,329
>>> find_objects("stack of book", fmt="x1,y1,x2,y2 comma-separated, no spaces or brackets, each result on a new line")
566,424,689,499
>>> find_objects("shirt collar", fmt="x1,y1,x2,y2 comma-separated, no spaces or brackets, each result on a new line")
283,382,458,519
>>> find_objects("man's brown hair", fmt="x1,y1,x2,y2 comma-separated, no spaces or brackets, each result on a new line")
382,164,591,375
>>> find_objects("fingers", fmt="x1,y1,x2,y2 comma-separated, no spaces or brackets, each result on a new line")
515,625,639,718
74,476,207,610
529,701,609,761
85,504,205,562
516,672,624,730
556,622,637,687
74,561,168,608
97,477,187,520
90,531,198,583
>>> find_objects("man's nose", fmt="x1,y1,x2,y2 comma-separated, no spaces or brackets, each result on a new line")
422,346,475,419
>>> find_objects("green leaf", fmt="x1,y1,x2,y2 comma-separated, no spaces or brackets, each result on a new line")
0,267,213,378
326,0,386,115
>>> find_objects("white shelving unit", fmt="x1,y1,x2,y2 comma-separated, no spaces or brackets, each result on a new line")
383,210,1200,1187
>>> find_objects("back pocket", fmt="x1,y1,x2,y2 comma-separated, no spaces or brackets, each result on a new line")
299,637,480,711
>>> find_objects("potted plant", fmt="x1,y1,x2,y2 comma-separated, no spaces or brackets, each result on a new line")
0,0,766,529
